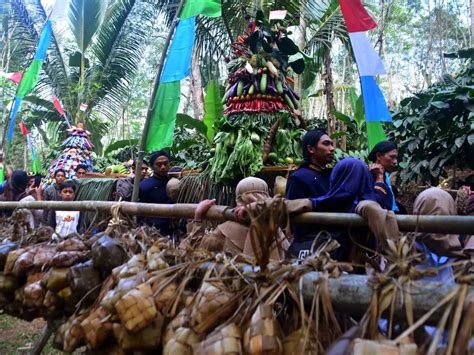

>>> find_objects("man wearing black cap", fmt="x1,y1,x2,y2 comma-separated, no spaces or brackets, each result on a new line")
368,140,399,212
138,150,173,235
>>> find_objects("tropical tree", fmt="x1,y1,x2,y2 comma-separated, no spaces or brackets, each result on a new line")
390,49,474,185
3,0,161,155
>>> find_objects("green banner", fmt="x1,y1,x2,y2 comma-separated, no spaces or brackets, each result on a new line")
181,0,221,19
366,121,387,150
145,81,181,151
17,60,42,97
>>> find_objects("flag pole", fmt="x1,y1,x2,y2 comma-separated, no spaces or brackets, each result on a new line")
131,0,186,203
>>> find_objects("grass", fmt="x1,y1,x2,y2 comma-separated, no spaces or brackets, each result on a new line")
0,314,62,354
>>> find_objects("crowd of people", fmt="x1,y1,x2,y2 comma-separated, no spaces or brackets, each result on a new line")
0,130,473,276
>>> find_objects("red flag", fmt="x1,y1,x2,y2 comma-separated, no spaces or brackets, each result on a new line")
339,0,377,32
53,96,65,115
0,71,23,84
19,122,29,136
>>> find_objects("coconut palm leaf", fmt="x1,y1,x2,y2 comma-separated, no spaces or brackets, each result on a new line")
304,0,348,56
7,0,38,71
86,0,157,120
34,0,76,116
68,0,106,55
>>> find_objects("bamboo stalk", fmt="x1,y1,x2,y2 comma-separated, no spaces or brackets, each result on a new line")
131,0,186,203
1,201,474,234
300,272,472,325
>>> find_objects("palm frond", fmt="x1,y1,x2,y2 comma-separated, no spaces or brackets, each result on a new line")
7,0,38,71
304,0,348,71
34,0,76,116
86,0,157,120
68,0,106,54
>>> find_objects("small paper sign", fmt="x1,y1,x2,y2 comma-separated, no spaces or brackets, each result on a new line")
269,10,287,20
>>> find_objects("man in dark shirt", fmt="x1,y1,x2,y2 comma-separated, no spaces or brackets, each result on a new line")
41,169,66,225
138,151,173,236
115,160,149,202
286,129,334,251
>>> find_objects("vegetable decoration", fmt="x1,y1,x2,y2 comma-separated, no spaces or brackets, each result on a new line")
207,11,305,184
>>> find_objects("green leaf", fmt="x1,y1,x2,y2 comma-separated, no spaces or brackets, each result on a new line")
203,80,223,143
103,139,139,156
175,113,208,137
289,58,305,74
468,133,474,145
354,95,365,129
430,101,450,109
331,131,346,139
455,135,466,148
68,0,106,54
334,111,351,125
277,37,300,55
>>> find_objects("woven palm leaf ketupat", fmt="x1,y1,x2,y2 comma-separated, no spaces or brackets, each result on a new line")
193,323,243,355
23,280,45,308
190,280,237,333
81,306,114,349
163,326,201,355
244,304,284,355
61,313,87,352
4,248,25,274
101,272,147,313
117,254,146,278
113,312,164,350
115,283,157,333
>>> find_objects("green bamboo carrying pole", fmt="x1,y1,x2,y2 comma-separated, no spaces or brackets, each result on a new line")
1,200,474,234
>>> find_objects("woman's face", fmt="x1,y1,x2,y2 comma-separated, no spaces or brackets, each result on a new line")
377,149,398,173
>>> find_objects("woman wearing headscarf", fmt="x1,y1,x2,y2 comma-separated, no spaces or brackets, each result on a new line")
288,158,398,260
411,187,467,282
0,170,29,217
368,140,402,212
179,177,288,261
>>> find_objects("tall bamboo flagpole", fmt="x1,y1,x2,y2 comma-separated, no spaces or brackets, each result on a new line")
131,0,186,202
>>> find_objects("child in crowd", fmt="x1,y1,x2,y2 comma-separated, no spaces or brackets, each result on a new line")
49,181,82,239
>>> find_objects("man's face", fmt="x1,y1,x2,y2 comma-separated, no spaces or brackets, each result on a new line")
28,177,35,187
55,171,66,186
153,156,169,177
307,134,335,166
60,187,75,201
140,164,149,179
377,149,398,173
76,168,86,178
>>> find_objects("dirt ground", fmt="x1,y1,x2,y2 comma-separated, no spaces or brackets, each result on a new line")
0,314,61,354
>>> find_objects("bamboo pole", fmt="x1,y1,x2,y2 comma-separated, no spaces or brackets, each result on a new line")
300,272,472,325
1,200,474,234
131,0,186,203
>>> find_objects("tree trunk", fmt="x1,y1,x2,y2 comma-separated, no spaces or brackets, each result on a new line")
23,143,27,171
1,18,12,151
323,45,336,140
190,47,205,119
471,0,474,45
293,15,306,106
